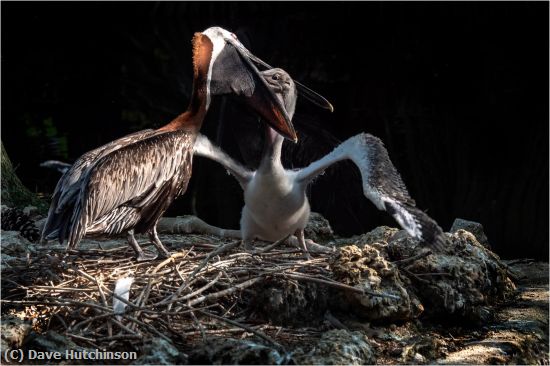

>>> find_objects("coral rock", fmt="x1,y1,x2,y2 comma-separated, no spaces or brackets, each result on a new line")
0,316,32,351
330,244,423,322
398,230,515,322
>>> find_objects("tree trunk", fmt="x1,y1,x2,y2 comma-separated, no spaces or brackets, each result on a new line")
1,141,47,211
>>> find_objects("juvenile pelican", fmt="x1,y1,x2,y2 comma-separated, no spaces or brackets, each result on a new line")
194,68,448,254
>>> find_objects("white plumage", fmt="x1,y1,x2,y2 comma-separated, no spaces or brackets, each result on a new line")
194,68,447,253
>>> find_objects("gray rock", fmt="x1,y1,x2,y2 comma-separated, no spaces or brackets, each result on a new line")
1,230,33,264
450,218,490,249
22,205,40,220
1,230,32,252
304,212,335,243
293,329,376,365
189,338,288,365
24,331,86,354
133,338,186,365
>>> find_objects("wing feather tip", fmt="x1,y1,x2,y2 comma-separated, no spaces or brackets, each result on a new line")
384,200,448,253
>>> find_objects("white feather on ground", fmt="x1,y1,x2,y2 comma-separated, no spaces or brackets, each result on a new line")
113,277,134,320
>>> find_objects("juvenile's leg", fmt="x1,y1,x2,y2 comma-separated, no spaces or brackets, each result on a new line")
295,229,312,259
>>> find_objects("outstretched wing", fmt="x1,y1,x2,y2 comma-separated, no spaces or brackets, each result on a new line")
194,134,253,189
295,133,447,251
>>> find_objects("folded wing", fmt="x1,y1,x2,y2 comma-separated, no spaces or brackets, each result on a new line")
42,129,157,240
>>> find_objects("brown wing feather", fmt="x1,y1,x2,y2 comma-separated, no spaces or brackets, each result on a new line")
57,129,158,210
42,129,157,240
62,130,194,248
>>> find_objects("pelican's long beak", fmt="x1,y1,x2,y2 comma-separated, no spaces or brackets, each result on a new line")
204,26,332,142
230,43,297,142
204,31,296,142
233,42,334,113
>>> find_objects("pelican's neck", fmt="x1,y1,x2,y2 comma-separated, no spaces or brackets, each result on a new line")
157,80,209,134
158,33,213,134
258,126,284,174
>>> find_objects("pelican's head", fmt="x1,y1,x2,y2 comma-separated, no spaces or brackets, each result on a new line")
186,26,296,142
204,28,333,113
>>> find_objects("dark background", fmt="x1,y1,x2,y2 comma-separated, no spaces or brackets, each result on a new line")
2,2,548,260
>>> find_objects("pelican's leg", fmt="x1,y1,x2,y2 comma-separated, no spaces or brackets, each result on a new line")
148,226,171,259
127,229,158,262
294,229,312,259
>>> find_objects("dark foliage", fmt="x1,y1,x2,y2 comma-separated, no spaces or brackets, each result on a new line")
1,2,548,259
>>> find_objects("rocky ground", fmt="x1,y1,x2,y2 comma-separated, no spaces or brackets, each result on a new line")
0,208,548,365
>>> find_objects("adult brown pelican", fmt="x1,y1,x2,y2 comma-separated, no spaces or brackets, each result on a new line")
194,68,448,255
41,27,331,261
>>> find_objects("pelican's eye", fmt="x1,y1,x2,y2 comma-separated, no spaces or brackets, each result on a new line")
230,32,238,40
272,73,281,81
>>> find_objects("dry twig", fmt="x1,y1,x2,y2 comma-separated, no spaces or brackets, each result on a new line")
0,233,364,353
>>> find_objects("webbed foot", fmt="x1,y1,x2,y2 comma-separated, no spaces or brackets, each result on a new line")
135,249,158,262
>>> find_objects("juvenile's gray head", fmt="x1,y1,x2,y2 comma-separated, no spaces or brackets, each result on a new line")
261,68,297,120
258,68,298,165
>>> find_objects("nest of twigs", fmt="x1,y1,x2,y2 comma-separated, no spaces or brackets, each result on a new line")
1,234,378,356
